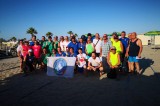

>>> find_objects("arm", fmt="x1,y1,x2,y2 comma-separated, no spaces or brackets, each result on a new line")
88,61,94,69
93,43,95,52
85,45,88,55
115,53,120,66
100,47,102,57
120,42,123,54
125,45,130,58
107,52,112,67
58,42,60,47
137,39,143,58
96,62,102,69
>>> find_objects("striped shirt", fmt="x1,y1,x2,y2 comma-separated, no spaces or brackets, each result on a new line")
100,40,112,57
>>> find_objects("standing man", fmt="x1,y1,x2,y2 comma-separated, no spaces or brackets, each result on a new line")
29,35,36,46
40,36,46,49
53,36,59,50
126,32,143,75
59,36,65,51
17,40,23,72
100,34,112,72
67,36,78,54
119,31,129,71
93,33,102,57
46,36,54,55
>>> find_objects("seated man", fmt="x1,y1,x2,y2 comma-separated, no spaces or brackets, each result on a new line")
68,47,77,57
87,52,103,76
23,49,35,74
107,46,121,78
77,48,87,73
55,47,66,57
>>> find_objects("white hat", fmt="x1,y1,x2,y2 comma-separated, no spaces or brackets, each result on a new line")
28,49,33,52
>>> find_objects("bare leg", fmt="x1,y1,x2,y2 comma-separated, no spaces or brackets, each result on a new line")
128,62,132,72
135,62,140,74
130,62,134,72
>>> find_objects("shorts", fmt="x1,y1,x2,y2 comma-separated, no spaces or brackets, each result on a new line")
35,58,42,65
96,53,100,57
128,56,139,62
78,67,84,73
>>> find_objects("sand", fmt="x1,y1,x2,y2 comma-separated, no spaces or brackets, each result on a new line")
0,46,160,106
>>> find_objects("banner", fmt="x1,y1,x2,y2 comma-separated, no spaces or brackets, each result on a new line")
47,57,76,78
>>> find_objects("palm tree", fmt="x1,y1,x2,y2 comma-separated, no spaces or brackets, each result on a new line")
10,37,17,41
46,32,53,37
74,33,78,38
26,27,38,38
67,31,73,35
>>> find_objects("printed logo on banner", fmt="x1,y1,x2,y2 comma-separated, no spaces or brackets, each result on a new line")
53,58,67,75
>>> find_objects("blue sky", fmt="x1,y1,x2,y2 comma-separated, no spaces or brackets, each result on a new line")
0,0,160,40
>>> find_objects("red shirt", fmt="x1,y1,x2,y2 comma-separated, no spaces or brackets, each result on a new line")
22,45,31,57
32,45,42,58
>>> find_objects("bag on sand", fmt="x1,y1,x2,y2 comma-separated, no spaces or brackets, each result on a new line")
107,69,117,79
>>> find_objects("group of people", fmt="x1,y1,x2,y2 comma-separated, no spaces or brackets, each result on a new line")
17,31,142,78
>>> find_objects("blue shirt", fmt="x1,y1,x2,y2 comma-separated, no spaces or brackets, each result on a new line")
68,53,77,57
55,52,66,57
67,42,78,54
119,37,129,53
29,41,34,46
77,42,86,53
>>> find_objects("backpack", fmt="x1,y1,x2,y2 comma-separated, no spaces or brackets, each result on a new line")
107,69,117,79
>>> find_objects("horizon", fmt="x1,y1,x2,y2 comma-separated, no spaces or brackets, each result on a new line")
0,0,160,40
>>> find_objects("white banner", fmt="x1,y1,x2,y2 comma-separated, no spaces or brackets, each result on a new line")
47,57,76,78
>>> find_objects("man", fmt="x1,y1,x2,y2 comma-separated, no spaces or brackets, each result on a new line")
58,36,65,51
119,31,129,71
32,40,42,69
126,32,143,75
87,52,103,76
54,36,59,50
56,47,66,57
67,36,78,54
68,47,77,57
40,36,46,49
17,40,23,72
93,33,102,57
77,48,87,73
100,34,112,72
46,36,54,55
29,35,36,46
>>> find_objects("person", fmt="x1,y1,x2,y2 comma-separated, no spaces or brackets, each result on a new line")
76,48,87,73
23,49,35,74
126,32,143,75
85,39,95,59
22,41,31,58
87,33,95,42
112,34,123,54
78,38,86,53
29,35,36,46
87,52,103,76
40,36,46,49
93,33,102,57
55,47,66,57
110,32,116,43
32,40,42,69
107,46,121,78
81,35,87,43
100,34,112,72
59,36,65,51
119,31,129,71
46,36,54,55
68,47,77,57
53,36,59,50
67,36,78,54
51,49,57,57
17,40,23,72
127,33,132,45
41,48,50,70
70,33,74,41
64,36,71,52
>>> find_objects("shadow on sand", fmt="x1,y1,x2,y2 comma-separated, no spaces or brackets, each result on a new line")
0,58,160,106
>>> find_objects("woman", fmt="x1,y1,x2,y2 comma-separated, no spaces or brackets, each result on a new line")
51,49,57,57
22,41,31,58
46,36,54,55
85,39,95,59
68,47,77,57
78,38,86,53
41,48,50,70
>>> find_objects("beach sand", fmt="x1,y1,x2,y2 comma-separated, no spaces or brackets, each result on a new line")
0,46,160,106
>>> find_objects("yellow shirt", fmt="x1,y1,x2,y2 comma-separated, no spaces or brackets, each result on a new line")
110,52,118,66
112,41,121,54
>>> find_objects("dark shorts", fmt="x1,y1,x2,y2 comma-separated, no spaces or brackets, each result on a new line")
96,53,100,57
35,58,42,65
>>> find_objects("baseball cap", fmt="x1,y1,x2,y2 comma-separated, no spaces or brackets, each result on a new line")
111,46,116,50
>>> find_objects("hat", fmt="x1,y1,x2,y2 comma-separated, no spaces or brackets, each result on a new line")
71,36,75,39
28,49,33,52
111,46,116,50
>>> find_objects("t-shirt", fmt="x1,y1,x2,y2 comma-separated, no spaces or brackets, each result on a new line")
29,41,34,46
77,42,86,53
55,52,66,57
17,45,23,56
88,57,101,67
93,39,102,53
67,42,78,54
68,53,77,57
86,43,94,54
40,40,46,49
42,53,50,65
60,40,71,51
22,45,31,57
32,45,42,58
119,37,129,54
77,53,87,67
46,41,54,54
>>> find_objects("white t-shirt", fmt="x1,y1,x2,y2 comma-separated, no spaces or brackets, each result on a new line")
93,39,102,53
17,45,23,56
88,57,101,67
60,40,70,51
77,53,87,67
